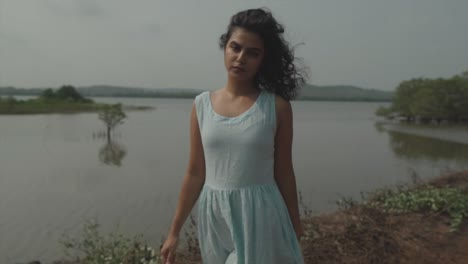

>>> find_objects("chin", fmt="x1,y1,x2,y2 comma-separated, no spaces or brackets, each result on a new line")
229,75,251,82
229,72,253,81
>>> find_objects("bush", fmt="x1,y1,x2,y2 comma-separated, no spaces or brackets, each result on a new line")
60,220,161,264
368,185,468,232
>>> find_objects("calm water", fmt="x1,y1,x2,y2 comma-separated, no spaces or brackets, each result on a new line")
1,96,468,263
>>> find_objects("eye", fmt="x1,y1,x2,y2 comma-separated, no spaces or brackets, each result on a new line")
230,43,241,52
247,50,260,57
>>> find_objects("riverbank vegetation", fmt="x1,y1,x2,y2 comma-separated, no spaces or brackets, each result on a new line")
26,170,468,264
376,71,468,124
0,85,151,115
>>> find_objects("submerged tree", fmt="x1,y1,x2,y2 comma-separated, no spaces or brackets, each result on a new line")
98,103,126,141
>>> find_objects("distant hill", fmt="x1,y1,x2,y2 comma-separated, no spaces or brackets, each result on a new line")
297,84,393,101
76,85,200,98
0,86,201,98
0,86,45,96
0,84,393,101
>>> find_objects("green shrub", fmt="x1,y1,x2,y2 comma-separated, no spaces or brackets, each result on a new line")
368,185,468,232
60,220,161,264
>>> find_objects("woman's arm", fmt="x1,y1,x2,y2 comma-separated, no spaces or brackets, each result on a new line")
161,101,205,264
167,102,206,237
273,95,303,240
161,102,205,263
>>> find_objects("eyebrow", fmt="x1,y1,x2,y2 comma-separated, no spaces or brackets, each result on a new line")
230,41,262,52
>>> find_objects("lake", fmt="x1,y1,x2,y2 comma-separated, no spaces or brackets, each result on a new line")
1,96,468,263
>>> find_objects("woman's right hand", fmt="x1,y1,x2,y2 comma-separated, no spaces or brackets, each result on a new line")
160,234,179,264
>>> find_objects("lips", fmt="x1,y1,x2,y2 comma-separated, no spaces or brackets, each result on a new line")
231,66,245,72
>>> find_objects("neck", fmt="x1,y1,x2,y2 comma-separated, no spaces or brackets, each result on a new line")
225,78,259,96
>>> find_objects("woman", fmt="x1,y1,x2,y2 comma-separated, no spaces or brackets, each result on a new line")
161,8,306,264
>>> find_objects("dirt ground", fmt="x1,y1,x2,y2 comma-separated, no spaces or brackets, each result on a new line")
299,170,468,264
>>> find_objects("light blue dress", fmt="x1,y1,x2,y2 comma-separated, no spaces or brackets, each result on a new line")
194,89,304,264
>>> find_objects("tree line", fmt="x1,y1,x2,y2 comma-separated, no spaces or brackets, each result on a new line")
0,85,93,104
376,71,468,124
40,85,93,103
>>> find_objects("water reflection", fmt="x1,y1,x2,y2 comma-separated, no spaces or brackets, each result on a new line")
374,122,386,134
99,140,127,166
376,123,468,163
93,131,127,166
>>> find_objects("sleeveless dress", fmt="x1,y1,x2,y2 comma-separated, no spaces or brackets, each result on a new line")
194,89,304,264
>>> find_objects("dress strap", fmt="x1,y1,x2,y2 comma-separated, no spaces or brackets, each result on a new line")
258,90,277,133
194,91,209,130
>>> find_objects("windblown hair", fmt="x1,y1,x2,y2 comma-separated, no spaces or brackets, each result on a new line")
219,8,307,100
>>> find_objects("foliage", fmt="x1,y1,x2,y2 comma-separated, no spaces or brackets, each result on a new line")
375,105,393,117
0,86,150,115
60,220,161,264
98,104,127,132
0,85,101,114
41,85,93,103
0,96,17,105
376,71,468,123
368,185,468,232
41,88,56,99
393,78,428,118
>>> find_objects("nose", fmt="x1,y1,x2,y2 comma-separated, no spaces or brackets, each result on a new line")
236,50,247,64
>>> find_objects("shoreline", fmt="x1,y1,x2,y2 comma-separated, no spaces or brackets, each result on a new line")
24,170,468,264
377,121,468,145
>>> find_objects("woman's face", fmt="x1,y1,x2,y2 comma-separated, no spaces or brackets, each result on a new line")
224,27,265,82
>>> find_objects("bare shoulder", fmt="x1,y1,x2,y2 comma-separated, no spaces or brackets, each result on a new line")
274,94,292,118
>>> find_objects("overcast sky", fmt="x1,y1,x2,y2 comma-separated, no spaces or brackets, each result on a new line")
1,0,467,91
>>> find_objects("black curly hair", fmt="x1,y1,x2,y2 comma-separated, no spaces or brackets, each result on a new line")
219,8,307,100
